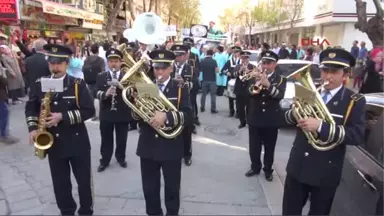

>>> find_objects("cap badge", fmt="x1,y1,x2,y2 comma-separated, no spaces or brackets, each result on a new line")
176,46,180,50
328,53,336,58
266,53,270,56
111,50,115,54
52,47,58,53
159,53,164,59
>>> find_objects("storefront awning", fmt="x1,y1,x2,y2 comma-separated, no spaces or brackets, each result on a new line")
38,0,103,23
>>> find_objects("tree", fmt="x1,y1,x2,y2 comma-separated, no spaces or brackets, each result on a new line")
163,0,200,27
218,8,240,41
355,0,384,47
105,0,125,40
285,0,304,42
264,0,289,40
236,0,257,45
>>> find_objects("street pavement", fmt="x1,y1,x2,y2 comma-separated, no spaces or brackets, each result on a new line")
0,94,297,215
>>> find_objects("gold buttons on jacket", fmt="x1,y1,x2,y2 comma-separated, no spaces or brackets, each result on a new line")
55,133,59,137
155,134,158,138
54,101,58,105
304,152,309,156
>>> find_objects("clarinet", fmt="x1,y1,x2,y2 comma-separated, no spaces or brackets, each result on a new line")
110,68,118,111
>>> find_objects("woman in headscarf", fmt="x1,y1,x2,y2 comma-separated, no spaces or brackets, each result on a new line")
360,47,384,93
0,45,25,104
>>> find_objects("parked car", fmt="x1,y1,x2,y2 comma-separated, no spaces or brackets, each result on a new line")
331,92,384,216
274,59,321,111
244,49,261,65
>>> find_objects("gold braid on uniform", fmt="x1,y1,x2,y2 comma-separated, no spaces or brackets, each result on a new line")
96,90,105,100
66,110,82,124
268,77,283,98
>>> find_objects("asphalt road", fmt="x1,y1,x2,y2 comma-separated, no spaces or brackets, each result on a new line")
0,94,297,215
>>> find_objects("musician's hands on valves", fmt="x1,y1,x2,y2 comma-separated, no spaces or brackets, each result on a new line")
297,118,321,132
150,111,167,129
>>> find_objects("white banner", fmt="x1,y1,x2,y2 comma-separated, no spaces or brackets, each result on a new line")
164,25,177,36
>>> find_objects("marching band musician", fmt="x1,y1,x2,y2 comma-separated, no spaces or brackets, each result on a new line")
282,49,366,215
233,51,254,128
245,51,287,181
221,46,242,117
95,48,132,172
135,49,192,216
25,44,95,215
183,37,201,126
171,44,194,166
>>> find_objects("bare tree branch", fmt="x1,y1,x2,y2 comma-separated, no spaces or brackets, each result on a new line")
148,0,154,12
355,0,383,47
143,0,147,12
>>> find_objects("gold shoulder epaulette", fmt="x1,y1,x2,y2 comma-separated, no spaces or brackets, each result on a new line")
351,93,364,101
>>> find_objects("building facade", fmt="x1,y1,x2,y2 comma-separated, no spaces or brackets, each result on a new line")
250,0,380,49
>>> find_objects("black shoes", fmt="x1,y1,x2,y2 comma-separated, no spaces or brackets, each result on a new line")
238,123,246,129
119,161,128,168
97,161,127,172
184,158,192,166
97,164,109,172
245,169,260,177
265,172,273,181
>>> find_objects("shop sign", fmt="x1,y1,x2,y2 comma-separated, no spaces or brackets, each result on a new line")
40,0,103,22
45,30,61,37
82,19,102,30
21,4,78,25
0,0,19,20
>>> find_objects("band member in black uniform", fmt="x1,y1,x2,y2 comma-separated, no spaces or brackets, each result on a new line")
25,44,95,215
245,51,287,181
221,46,242,117
183,37,201,126
95,48,132,172
233,51,254,128
171,44,194,166
134,49,192,216
282,49,366,215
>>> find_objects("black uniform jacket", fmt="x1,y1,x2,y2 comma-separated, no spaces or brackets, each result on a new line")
247,71,287,127
135,79,192,161
284,87,366,187
189,52,200,75
221,57,241,79
234,63,254,96
95,71,133,122
25,75,95,158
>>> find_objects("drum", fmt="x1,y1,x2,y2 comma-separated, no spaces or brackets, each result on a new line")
224,78,236,99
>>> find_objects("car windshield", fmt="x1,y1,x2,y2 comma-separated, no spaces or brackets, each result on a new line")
277,63,321,81
249,53,258,62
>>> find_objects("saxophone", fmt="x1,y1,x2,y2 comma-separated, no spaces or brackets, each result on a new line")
34,92,54,159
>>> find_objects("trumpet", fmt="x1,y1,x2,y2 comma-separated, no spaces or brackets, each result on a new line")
248,68,267,95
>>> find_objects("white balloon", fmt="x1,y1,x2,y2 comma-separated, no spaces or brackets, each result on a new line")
123,29,136,42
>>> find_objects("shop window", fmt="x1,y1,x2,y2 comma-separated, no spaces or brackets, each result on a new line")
62,0,78,5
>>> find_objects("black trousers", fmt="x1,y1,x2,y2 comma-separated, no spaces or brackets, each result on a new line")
183,123,192,158
48,151,93,215
228,98,235,115
235,94,248,124
248,126,278,173
282,175,337,215
99,121,129,165
140,158,182,216
190,89,198,121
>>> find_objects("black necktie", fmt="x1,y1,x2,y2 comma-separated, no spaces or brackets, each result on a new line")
112,71,117,79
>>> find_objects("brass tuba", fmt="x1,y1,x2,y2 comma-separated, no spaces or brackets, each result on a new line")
117,13,184,139
34,91,54,159
286,64,337,151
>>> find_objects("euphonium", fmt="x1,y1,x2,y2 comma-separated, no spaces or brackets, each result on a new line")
119,57,184,139
34,92,54,159
286,64,337,151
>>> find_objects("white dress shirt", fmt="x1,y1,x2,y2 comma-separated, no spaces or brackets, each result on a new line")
110,70,121,80
158,76,171,92
317,84,343,132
